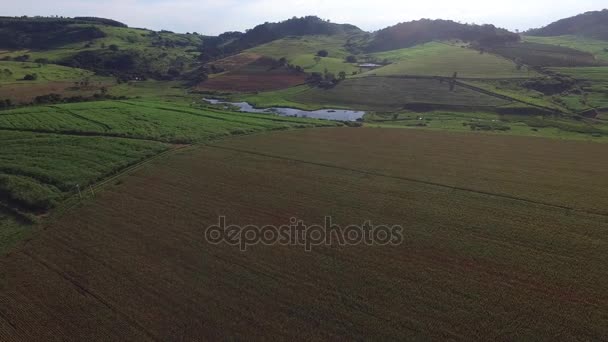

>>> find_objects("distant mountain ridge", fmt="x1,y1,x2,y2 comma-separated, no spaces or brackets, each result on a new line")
527,9,608,40
364,19,520,52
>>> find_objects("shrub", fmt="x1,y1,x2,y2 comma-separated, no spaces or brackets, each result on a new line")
23,73,38,81
317,50,329,57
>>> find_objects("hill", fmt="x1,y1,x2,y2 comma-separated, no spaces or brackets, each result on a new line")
201,16,363,59
363,19,519,52
0,16,205,80
361,42,537,78
527,9,608,40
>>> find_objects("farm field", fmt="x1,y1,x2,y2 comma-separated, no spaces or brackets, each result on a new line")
488,42,605,67
360,42,537,78
0,130,169,252
282,77,512,111
0,100,338,143
0,128,607,340
523,35,608,61
549,66,608,81
0,99,338,252
197,58,307,92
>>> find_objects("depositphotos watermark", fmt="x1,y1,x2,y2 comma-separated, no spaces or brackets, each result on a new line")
205,216,403,251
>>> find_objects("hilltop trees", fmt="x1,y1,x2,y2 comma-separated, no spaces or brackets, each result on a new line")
365,19,519,52
526,9,608,40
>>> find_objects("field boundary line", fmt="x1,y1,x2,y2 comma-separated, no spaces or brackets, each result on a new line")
207,144,608,218
21,250,160,342
44,144,195,226
360,75,564,114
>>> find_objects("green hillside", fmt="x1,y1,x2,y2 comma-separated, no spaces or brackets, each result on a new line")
360,42,537,78
523,35,608,61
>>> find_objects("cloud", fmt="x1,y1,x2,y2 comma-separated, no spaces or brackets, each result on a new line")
2,0,606,34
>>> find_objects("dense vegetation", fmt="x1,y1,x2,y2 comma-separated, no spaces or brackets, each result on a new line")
201,16,362,58
363,19,519,52
527,9,608,40
0,17,106,49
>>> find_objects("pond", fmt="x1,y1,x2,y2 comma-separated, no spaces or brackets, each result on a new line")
204,98,365,122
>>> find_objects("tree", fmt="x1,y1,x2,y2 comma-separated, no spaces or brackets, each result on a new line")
23,73,38,81
316,50,329,57
345,55,357,63
108,44,119,51
338,71,346,81
313,56,321,64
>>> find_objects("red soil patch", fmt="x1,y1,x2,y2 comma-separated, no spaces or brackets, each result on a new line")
209,52,263,72
198,56,307,92
197,71,306,92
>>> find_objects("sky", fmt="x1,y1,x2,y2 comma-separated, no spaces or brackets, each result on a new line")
3,0,606,35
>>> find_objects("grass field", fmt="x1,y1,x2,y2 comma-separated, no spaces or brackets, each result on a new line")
247,35,358,74
0,61,113,103
524,35,608,62
0,128,607,340
0,61,96,83
360,42,537,78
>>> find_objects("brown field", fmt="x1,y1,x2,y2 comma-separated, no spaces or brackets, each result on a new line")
0,128,607,340
198,58,307,92
0,82,107,104
209,52,263,72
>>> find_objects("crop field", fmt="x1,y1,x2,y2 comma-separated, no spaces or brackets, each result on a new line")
0,100,338,143
197,59,307,92
0,128,606,340
489,42,605,67
0,130,169,252
285,77,512,111
524,35,608,62
0,99,338,252
460,80,567,111
549,66,608,80
361,42,537,78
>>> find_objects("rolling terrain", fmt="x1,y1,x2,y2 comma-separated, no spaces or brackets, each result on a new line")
1,128,607,340
0,10,607,340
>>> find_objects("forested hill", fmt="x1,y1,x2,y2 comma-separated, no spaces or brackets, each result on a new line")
526,9,608,40
203,16,363,56
364,19,520,52
0,17,122,49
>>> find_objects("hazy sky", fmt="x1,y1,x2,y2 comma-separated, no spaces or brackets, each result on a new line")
4,0,606,35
